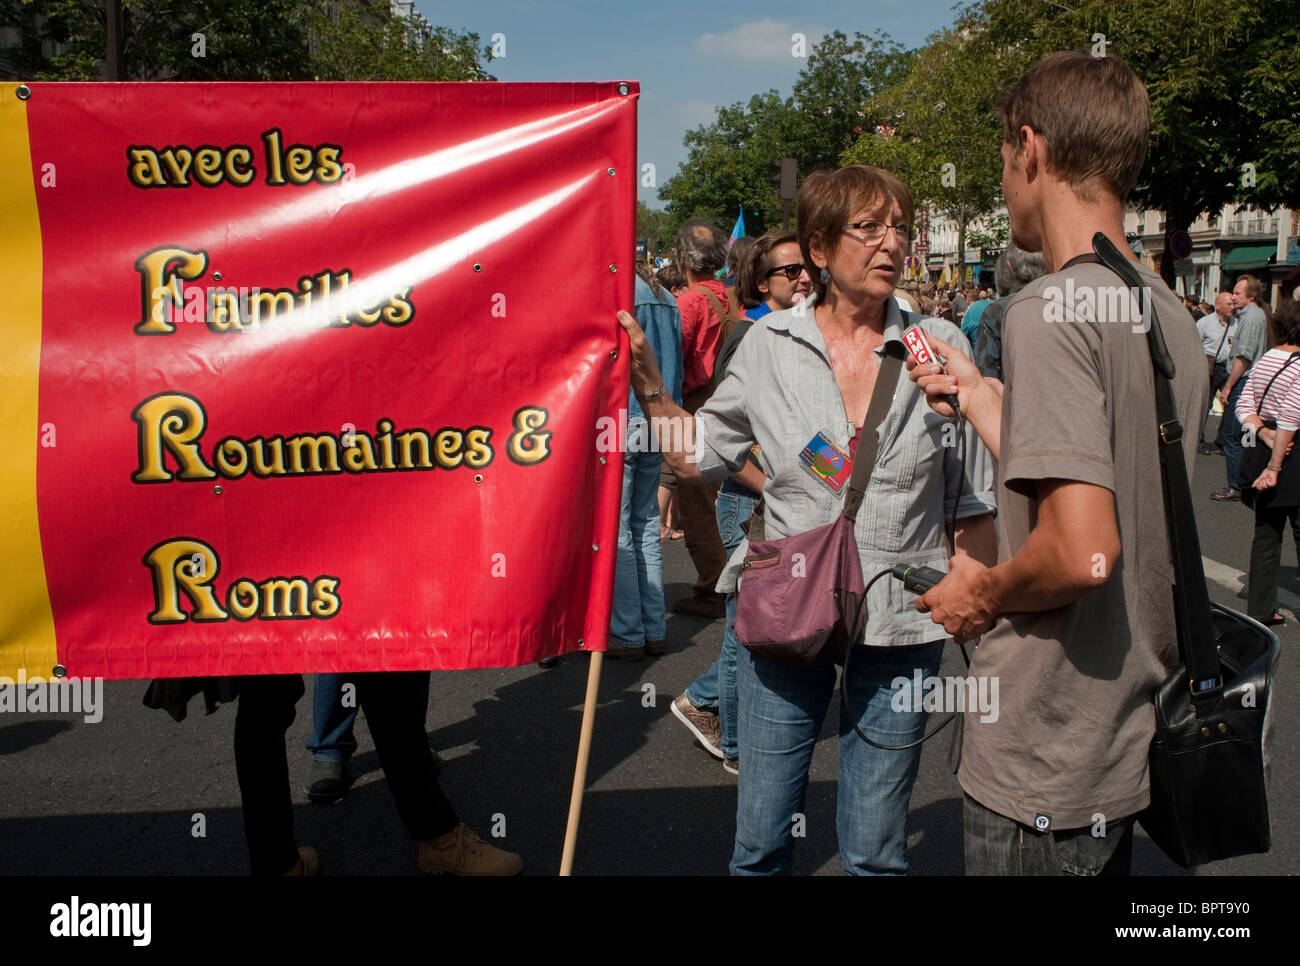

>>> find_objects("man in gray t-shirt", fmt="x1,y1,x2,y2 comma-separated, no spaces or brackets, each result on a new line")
908,51,1209,875
1214,281,1269,499
954,261,1205,834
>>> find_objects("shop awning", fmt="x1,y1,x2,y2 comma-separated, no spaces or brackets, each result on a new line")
1221,244,1277,271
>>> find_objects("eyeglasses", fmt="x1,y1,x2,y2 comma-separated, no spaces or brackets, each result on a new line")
842,221,912,244
765,263,806,281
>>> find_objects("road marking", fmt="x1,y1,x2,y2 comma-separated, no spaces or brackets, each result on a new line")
1202,555,1300,615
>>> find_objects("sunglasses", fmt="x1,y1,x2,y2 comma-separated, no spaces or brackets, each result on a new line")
765,263,807,281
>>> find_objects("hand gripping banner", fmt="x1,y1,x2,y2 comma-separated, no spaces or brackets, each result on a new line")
0,81,636,680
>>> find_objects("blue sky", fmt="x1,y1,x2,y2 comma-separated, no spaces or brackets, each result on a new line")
419,1,977,207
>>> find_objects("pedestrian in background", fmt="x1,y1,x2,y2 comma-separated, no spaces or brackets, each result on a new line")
605,262,683,660
1237,299,1300,626
1213,274,1270,501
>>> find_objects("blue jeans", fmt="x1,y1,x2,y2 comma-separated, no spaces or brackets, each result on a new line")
306,673,358,765
609,436,666,647
685,481,756,760
731,640,943,875
1223,378,1246,489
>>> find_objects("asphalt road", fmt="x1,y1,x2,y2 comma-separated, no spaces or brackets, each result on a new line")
1,419,1296,876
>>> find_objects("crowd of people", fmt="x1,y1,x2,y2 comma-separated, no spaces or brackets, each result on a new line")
137,48,1293,878
615,48,1268,876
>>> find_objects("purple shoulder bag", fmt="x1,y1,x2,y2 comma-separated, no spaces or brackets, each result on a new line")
733,347,904,665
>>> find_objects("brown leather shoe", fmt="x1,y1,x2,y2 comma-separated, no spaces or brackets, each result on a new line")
645,639,665,656
283,846,319,876
604,640,645,661
1209,487,1241,502
418,823,523,876
673,593,726,619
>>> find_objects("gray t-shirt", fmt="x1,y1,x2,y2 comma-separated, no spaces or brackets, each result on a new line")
957,259,1209,830
1195,313,1234,363
1231,303,1267,370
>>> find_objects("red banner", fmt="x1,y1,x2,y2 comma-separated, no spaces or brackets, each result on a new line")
0,81,636,680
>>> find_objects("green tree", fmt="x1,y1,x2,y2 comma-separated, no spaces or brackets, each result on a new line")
1,0,492,81
307,3,493,81
842,14,1007,280
982,0,1300,284
658,30,911,237
636,202,673,257
851,0,1300,285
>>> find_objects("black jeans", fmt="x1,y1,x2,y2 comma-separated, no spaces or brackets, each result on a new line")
962,794,1134,875
1207,361,1228,447
1247,503,1300,621
234,670,458,875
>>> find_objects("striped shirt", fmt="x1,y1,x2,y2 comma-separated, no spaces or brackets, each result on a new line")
1237,348,1300,431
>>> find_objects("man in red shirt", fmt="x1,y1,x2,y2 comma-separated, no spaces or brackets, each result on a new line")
671,219,736,617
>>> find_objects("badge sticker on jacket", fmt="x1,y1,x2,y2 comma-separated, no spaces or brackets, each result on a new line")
799,431,853,493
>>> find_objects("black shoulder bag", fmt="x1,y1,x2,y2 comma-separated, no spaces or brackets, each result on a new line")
1093,233,1279,868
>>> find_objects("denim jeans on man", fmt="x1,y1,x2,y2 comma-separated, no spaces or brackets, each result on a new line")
1223,379,1247,489
684,479,756,760
731,640,943,875
609,429,667,648
307,673,358,765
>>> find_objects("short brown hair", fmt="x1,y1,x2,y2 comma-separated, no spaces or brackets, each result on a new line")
1272,297,1300,346
797,165,914,301
998,50,1150,202
737,231,799,307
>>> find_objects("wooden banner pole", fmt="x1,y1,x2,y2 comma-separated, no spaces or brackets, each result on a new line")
559,650,603,875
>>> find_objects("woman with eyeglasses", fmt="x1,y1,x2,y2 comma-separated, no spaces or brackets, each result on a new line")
621,165,998,874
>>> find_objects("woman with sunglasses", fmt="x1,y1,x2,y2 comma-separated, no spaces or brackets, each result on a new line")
738,232,813,320
622,165,997,874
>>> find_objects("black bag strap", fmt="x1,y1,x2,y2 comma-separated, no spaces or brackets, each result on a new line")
842,342,906,523
1089,234,1223,697
1211,319,1231,365
1253,352,1300,416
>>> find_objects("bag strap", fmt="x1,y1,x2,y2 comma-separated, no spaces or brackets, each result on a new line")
1253,352,1300,415
1089,235,1223,697
691,283,742,390
842,342,906,523
1212,318,1231,364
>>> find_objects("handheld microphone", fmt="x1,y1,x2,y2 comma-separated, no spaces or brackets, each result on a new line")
902,325,961,415
891,563,946,594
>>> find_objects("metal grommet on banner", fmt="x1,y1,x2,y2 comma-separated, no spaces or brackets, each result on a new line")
16,85,32,101
616,83,630,96
213,272,222,281
598,456,607,465
607,167,616,177
591,544,599,552
608,264,617,273
52,664,67,678
609,349,617,359
474,474,483,483
577,639,586,649
472,263,482,273
213,485,223,495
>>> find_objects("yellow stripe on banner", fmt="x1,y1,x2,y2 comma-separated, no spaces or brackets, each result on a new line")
0,84,57,680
